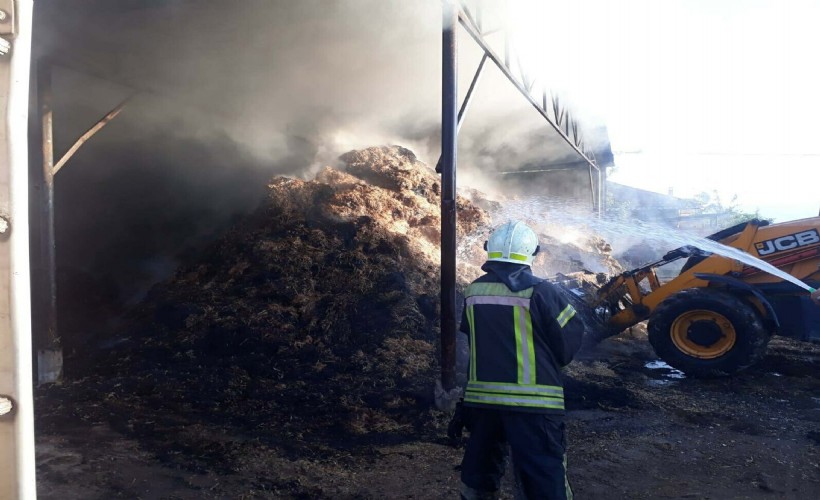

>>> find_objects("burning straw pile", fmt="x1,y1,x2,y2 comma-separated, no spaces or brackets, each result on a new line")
42,146,620,468
45,147,485,457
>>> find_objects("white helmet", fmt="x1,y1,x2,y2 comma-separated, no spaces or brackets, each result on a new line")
485,221,540,266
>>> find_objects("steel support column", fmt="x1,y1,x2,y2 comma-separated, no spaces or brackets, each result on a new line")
37,59,61,383
440,0,458,392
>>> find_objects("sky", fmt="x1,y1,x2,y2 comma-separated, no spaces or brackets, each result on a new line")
505,0,820,222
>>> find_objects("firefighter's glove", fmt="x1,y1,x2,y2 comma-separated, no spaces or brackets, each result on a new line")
447,401,466,444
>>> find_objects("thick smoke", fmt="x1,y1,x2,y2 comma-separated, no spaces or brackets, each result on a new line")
30,0,610,353
43,1,457,163
37,0,607,174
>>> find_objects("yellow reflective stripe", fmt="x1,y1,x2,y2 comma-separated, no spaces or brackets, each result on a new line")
468,381,564,397
513,306,535,384
564,454,573,500
525,307,535,384
464,393,565,409
465,282,542,391
467,305,477,381
487,251,529,261
466,296,530,308
514,306,525,383
466,283,534,298
556,304,576,328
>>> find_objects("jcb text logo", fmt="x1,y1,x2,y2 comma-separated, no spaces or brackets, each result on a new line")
756,229,820,256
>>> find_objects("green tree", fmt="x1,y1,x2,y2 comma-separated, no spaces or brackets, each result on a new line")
605,191,633,219
692,191,772,224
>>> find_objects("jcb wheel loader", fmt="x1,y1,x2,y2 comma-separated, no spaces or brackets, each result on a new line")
556,217,820,377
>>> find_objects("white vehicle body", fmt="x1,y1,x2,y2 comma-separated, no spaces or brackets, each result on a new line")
0,1,37,498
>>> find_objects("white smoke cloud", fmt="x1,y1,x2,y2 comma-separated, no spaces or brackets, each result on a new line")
32,0,609,324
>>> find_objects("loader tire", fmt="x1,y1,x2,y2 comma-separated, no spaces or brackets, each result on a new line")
647,288,769,377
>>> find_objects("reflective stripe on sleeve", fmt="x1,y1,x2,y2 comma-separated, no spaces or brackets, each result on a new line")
556,304,576,328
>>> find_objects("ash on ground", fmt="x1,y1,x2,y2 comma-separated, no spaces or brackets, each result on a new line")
36,146,820,499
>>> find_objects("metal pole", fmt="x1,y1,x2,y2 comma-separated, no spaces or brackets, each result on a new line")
53,95,132,175
458,54,487,133
435,53,487,173
458,12,598,172
37,60,61,383
600,165,607,216
440,0,458,392
588,163,596,211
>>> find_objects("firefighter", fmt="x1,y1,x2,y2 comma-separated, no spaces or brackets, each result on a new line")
450,220,585,500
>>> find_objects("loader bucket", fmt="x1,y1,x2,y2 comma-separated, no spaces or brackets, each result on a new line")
549,272,621,345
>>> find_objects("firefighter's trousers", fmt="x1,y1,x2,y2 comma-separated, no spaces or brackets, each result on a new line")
460,407,572,500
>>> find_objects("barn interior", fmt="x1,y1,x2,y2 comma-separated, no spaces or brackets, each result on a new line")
27,2,819,499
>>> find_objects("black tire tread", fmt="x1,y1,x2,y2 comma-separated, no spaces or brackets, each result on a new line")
647,288,769,377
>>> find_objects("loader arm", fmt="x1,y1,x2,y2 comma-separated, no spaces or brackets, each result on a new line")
601,221,763,331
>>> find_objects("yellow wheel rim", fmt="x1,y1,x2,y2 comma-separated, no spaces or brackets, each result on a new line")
670,309,736,359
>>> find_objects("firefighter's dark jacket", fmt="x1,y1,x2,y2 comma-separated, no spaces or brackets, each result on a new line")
460,261,584,414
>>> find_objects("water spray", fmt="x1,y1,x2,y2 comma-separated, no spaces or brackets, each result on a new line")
493,197,820,293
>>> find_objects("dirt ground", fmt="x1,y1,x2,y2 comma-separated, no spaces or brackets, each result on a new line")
33,148,819,498
35,332,820,499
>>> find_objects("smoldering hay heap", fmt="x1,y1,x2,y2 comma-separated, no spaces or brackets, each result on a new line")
55,146,621,460
73,146,485,448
